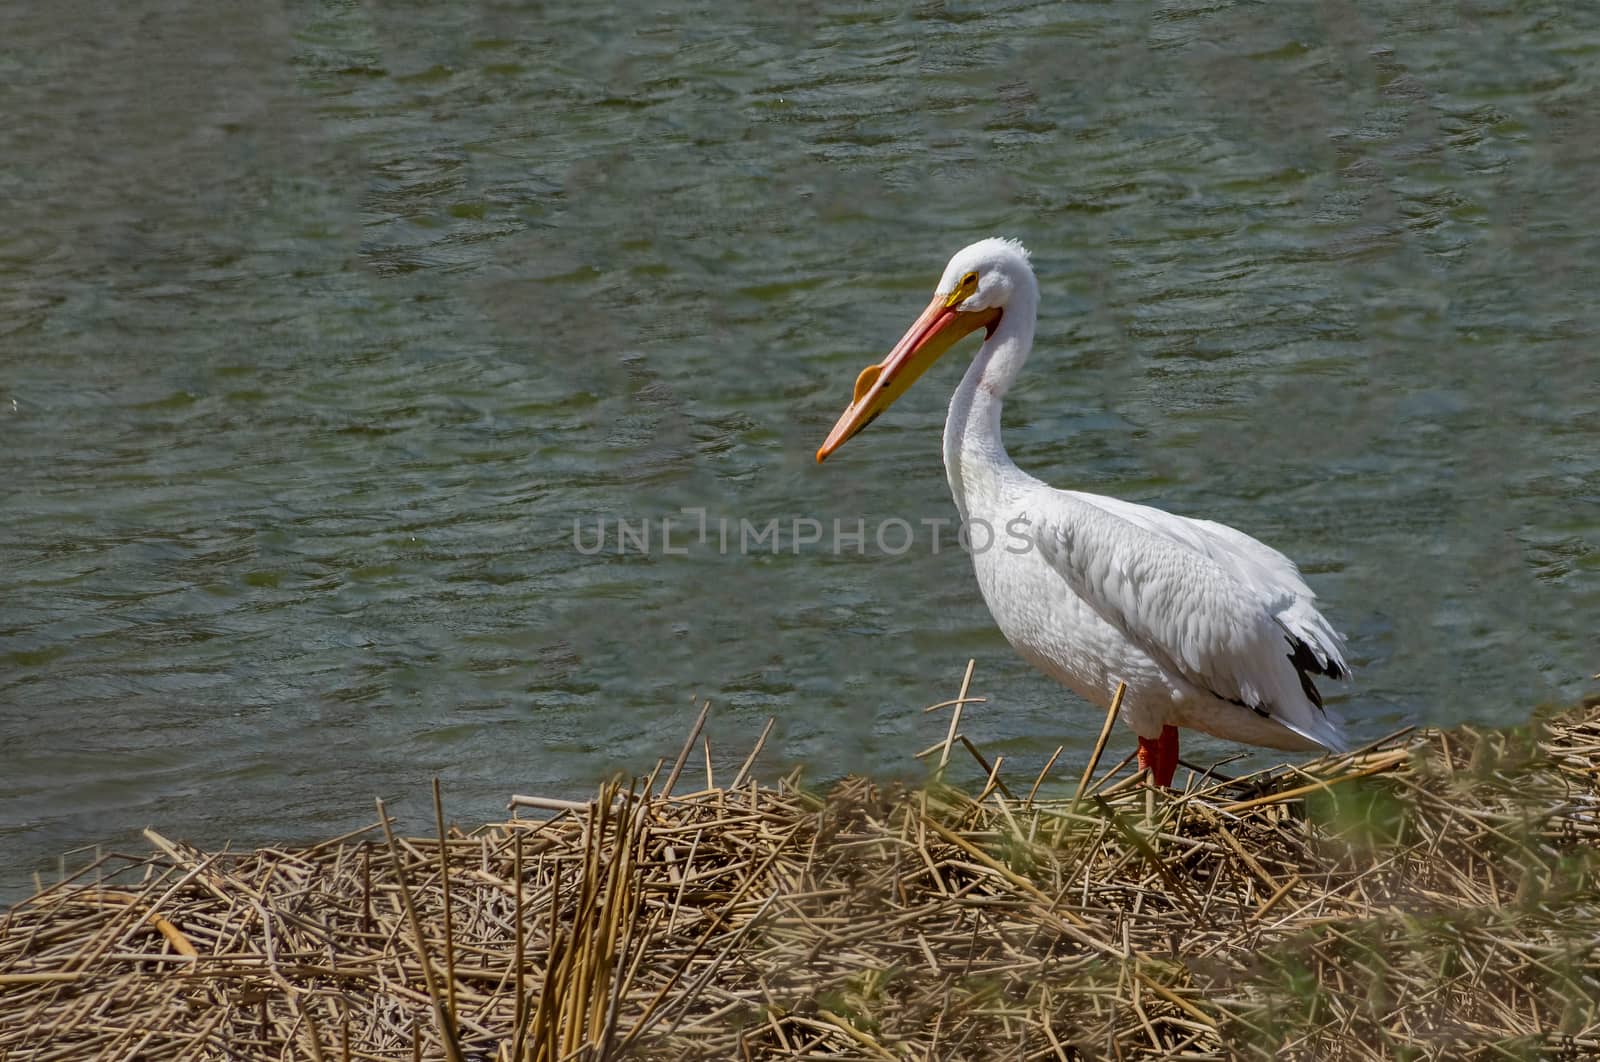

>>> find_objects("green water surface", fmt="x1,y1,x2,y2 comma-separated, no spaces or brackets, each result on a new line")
3,0,1597,897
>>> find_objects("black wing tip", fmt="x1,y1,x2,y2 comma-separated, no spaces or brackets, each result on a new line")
1209,637,1348,722
1283,635,1347,711
1285,635,1345,678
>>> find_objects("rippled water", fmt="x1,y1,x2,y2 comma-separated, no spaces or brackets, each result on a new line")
4,0,1597,898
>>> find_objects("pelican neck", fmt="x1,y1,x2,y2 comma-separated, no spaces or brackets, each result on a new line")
942,293,1038,520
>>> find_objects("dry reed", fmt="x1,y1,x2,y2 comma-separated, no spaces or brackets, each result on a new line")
3,668,1598,1060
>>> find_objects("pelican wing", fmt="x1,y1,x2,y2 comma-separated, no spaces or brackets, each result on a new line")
1030,489,1349,751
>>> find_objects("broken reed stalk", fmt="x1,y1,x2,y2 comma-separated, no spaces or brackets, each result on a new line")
432,779,458,1030
1025,744,1064,807
731,716,774,790
938,658,977,772
1075,680,1127,806
661,699,711,799
511,828,527,1060
4,672,1598,1062
377,798,464,1062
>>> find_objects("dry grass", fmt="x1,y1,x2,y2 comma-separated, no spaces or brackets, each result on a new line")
3,671,1598,1060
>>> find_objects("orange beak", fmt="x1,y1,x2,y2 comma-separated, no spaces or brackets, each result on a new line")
816,296,1001,463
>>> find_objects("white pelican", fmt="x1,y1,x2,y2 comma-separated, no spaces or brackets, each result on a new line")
816,238,1349,786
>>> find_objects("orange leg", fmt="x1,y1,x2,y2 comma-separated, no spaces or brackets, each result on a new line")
1136,725,1181,788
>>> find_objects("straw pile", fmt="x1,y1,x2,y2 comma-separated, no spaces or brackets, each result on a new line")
3,676,1599,1060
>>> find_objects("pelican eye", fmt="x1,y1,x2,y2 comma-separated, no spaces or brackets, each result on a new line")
945,270,980,308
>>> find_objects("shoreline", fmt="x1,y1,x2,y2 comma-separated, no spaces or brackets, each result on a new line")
3,695,1598,1059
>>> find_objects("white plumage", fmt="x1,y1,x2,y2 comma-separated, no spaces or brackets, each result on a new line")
818,238,1350,783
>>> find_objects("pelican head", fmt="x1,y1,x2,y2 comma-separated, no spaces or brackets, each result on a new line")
816,238,1033,462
